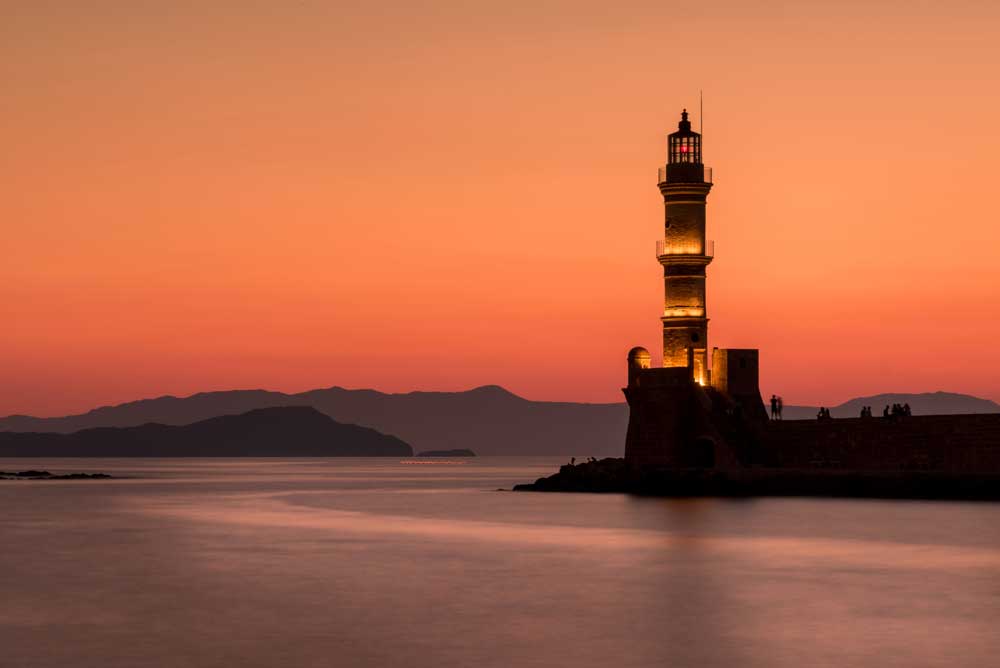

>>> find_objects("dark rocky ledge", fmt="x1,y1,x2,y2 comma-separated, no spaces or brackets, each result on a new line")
513,459,632,493
417,449,476,457
512,458,1000,500
1,470,113,480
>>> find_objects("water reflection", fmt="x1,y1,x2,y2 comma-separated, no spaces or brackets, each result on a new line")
0,458,998,668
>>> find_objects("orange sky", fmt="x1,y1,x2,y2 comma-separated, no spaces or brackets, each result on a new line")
4,1,1000,416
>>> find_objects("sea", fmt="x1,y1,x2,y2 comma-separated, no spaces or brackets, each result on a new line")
2,457,999,668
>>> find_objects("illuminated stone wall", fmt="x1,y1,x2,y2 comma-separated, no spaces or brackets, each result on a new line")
659,182,712,382
661,324,707,378
663,199,707,253
711,348,760,398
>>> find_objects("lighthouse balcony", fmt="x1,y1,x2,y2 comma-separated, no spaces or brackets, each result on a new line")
658,164,712,185
656,239,714,259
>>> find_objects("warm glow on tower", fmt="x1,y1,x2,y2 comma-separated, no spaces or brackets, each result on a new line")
657,110,713,384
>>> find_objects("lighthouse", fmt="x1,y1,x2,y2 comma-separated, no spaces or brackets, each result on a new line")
658,109,713,385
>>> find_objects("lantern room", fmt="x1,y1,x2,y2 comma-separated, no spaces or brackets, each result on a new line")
662,109,708,184
668,109,701,165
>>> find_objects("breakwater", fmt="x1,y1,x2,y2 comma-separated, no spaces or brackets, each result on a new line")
515,413,1000,499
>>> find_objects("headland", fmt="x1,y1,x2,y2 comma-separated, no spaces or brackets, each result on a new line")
0,406,412,457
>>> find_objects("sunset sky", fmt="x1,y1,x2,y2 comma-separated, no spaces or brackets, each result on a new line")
4,1,1000,416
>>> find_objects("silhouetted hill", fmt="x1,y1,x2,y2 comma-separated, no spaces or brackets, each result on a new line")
0,407,412,457
781,392,1000,420
0,386,628,456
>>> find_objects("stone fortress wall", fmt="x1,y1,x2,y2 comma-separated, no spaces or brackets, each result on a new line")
760,414,1000,473
624,347,1000,477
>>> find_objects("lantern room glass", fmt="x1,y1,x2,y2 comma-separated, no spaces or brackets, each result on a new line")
669,134,701,164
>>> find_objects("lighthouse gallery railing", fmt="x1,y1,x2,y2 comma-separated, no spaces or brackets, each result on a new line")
658,165,712,184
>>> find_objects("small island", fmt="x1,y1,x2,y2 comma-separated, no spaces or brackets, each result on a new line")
417,449,476,457
1,470,113,480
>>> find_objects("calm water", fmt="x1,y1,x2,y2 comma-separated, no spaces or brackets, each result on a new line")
2,457,999,668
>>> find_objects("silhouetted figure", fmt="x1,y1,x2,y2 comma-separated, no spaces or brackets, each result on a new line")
883,404,890,418
777,396,784,420
771,395,778,420
570,457,576,466
818,407,832,421
860,406,868,418
903,403,912,417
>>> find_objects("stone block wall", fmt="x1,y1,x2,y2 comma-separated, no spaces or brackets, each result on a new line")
758,414,1000,473
623,369,745,471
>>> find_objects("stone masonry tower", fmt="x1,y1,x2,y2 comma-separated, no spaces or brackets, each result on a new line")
658,109,713,385
623,112,764,469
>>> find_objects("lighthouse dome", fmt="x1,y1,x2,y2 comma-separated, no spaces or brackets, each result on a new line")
627,347,652,369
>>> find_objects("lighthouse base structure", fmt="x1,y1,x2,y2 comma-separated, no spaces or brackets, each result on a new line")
623,354,766,473
515,343,1000,498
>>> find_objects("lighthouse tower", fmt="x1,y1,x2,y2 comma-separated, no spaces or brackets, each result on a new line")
658,109,713,385
622,110,765,469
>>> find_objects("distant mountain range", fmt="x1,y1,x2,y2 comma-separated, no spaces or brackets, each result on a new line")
0,407,411,457
1,387,995,457
0,386,629,456
780,392,1000,420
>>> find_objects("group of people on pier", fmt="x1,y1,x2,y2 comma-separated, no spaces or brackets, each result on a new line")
859,403,912,418
884,403,912,418
770,396,914,421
